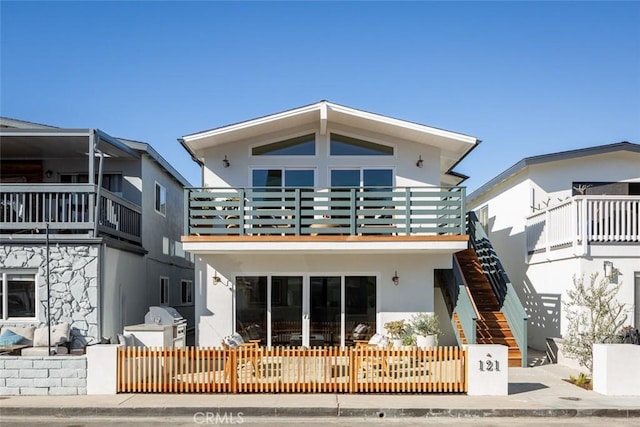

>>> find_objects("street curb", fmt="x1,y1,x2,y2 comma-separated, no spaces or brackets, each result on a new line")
1,406,640,418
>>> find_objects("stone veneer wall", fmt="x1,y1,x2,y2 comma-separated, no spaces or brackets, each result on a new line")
0,356,87,395
0,244,99,348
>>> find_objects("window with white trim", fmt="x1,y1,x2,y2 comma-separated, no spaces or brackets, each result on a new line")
181,280,193,305
1,271,37,320
155,182,166,216
160,277,169,305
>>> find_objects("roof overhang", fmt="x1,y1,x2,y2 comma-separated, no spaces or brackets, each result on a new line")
180,101,479,183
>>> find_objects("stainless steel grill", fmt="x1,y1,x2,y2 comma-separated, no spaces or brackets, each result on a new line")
144,306,186,348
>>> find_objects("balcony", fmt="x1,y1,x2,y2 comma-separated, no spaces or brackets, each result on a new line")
184,186,466,239
1,184,142,244
526,195,640,256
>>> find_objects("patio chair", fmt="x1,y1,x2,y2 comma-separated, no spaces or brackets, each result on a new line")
222,333,261,379
354,333,391,378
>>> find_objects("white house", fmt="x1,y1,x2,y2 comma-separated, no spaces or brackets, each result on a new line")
467,142,640,351
179,101,528,366
0,117,195,347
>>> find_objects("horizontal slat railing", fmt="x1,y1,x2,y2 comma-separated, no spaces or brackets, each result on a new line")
117,346,467,394
185,186,466,237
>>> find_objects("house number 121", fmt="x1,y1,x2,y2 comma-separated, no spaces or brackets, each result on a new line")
479,360,500,372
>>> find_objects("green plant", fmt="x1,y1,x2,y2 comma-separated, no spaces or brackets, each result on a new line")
410,313,440,336
402,335,416,346
384,320,408,339
563,272,627,374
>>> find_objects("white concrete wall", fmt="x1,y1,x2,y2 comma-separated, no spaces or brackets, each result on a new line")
86,344,119,395
466,344,508,396
200,123,443,189
195,253,453,347
593,344,640,396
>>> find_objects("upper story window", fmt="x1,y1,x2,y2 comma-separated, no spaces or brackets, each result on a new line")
330,134,393,156
155,182,166,216
252,134,316,156
1,271,37,321
181,280,193,305
160,276,169,305
60,173,123,195
252,169,315,188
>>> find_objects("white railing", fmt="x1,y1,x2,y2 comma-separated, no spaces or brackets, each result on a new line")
526,196,640,254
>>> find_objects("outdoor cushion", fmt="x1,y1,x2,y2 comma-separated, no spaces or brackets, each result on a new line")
33,323,70,347
0,329,25,346
0,325,35,346
353,323,371,340
376,336,390,348
22,346,69,356
223,332,245,348
117,334,135,347
368,333,383,346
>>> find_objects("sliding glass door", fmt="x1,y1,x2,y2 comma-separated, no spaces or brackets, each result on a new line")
235,275,376,348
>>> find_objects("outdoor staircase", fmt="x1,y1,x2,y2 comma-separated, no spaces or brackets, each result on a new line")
453,248,523,367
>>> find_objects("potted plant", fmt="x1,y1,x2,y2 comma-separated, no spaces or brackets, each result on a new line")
384,320,408,348
410,313,440,349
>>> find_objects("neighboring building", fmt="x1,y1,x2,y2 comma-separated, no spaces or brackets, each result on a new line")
179,101,528,366
468,142,640,350
0,117,195,347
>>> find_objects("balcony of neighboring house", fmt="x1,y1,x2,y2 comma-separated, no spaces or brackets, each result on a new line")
0,127,142,245
182,186,468,253
526,195,640,259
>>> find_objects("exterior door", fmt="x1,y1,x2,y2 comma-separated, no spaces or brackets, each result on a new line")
307,276,342,347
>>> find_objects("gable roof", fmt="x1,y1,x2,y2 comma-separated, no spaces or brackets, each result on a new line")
179,100,479,185
468,141,640,202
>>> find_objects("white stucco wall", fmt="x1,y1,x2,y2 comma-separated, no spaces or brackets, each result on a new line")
469,149,640,350
194,252,453,347
199,124,443,189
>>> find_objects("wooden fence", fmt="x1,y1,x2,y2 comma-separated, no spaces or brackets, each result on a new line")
117,346,467,394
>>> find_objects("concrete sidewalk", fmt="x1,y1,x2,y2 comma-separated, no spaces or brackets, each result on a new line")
1,364,639,418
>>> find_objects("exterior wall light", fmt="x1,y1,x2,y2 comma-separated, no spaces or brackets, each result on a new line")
223,155,230,168
416,155,423,168
603,261,614,279
392,271,399,286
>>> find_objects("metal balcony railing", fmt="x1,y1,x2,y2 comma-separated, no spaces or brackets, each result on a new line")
184,186,466,237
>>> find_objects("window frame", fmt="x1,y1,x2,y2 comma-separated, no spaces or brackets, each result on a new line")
328,132,395,157
249,131,318,158
180,279,194,305
160,276,170,306
0,270,39,322
154,181,167,217
250,167,317,188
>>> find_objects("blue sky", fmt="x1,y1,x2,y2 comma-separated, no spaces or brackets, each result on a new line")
2,1,639,191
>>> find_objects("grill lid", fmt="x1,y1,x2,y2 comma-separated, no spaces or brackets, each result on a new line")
145,306,184,325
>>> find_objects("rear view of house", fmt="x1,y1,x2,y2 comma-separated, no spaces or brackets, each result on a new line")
0,118,194,348
180,101,528,366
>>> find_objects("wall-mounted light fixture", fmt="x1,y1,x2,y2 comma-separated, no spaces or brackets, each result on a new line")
392,270,400,286
223,155,230,168
45,170,53,178
213,275,222,285
416,155,423,168
603,261,614,279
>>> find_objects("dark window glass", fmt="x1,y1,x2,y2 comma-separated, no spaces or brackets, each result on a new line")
7,274,36,318
236,276,267,344
252,134,315,156
330,134,393,156
345,276,376,346
271,276,302,346
310,276,341,346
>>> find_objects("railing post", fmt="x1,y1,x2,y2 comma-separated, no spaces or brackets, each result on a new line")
544,208,550,256
350,188,357,235
294,188,301,235
579,198,588,255
405,188,411,235
183,188,190,236
460,187,466,235
238,189,245,236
